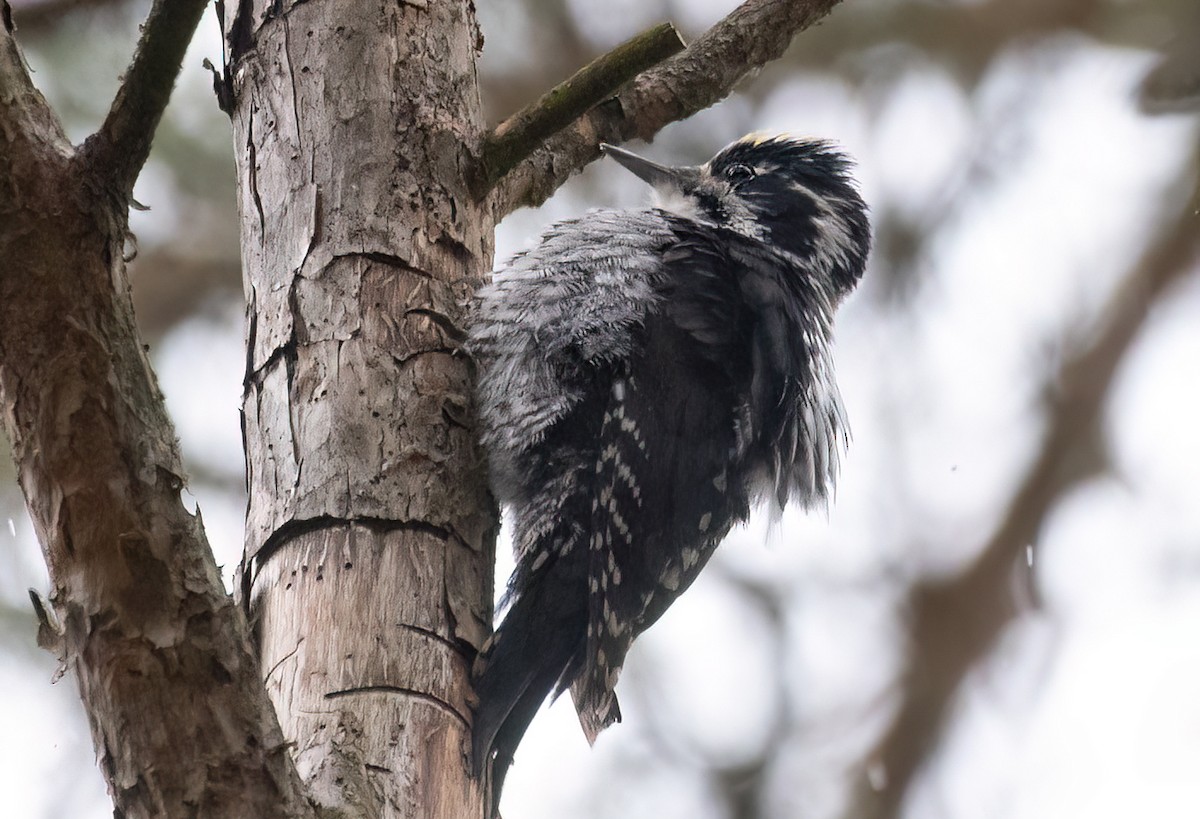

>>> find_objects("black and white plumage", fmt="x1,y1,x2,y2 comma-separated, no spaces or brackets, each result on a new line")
468,134,870,802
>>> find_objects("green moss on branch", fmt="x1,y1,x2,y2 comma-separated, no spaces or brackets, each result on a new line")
476,22,685,197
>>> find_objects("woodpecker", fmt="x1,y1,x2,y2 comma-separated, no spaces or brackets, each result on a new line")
468,134,870,803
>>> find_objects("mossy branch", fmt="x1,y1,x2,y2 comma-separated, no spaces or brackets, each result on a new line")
474,22,685,198
80,0,210,198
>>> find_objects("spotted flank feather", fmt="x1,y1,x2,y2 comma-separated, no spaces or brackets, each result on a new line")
568,377,645,742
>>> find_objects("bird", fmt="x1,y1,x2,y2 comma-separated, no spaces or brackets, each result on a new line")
467,133,870,807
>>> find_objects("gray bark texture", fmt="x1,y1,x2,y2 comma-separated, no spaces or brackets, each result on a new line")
226,0,496,815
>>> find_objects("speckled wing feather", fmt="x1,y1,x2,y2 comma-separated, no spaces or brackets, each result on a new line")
470,209,676,508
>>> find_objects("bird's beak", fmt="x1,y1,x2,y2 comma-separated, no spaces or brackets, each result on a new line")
600,143,696,191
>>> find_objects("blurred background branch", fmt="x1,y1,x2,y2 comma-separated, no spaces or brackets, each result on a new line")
849,151,1200,819
7,0,121,33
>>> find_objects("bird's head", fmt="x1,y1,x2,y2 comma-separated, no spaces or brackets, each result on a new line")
600,134,870,296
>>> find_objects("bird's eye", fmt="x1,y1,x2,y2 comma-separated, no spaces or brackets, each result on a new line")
725,164,756,185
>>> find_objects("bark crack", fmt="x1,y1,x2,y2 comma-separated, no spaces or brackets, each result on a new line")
281,16,303,150
246,112,267,239
325,685,470,729
397,622,469,655
253,515,467,573
329,251,435,279
265,637,305,681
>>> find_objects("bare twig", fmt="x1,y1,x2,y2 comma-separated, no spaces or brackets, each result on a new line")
1139,3,1200,113
79,0,209,197
488,0,845,216
7,0,125,34
474,22,685,197
848,163,1200,819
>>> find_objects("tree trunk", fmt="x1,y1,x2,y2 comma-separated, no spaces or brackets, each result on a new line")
225,0,496,815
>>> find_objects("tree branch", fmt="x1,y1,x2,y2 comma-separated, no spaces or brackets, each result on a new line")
473,22,685,197
847,163,1200,819
80,0,209,197
488,0,845,216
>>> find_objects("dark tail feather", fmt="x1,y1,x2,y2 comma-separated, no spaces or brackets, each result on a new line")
470,623,538,776
483,660,568,810
471,558,586,808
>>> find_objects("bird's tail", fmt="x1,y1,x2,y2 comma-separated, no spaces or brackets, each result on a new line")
568,672,623,745
471,550,586,804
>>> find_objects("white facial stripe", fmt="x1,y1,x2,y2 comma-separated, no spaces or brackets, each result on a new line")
784,180,860,277
650,185,704,221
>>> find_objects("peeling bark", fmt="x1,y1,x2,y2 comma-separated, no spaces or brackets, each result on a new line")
0,7,313,817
